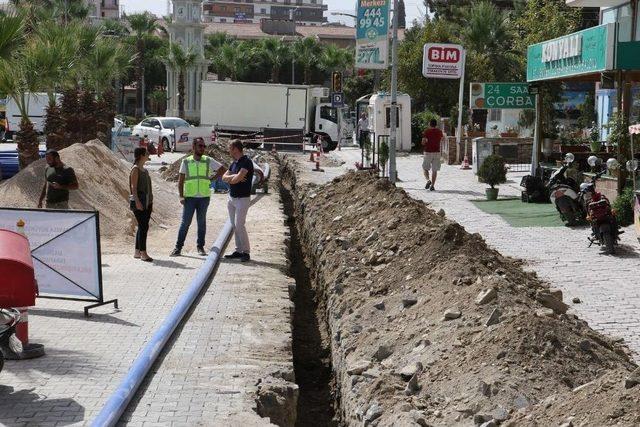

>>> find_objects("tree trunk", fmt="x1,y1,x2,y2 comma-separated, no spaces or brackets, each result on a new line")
17,118,39,169
135,38,144,120
44,102,65,151
272,66,279,83
178,70,185,119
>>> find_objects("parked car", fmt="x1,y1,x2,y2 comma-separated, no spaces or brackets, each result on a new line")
132,117,191,151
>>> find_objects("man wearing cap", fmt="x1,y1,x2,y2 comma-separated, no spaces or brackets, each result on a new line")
170,137,225,257
38,149,79,210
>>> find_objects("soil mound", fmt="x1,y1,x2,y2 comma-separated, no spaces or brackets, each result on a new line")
283,165,638,426
161,141,263,181
0,140,177,243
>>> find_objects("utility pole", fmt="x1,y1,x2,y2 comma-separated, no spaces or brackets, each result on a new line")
290,8,298,84
389,0,399,184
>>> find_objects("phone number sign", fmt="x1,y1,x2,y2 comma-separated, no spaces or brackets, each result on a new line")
356,0,390,70
469,83,536,110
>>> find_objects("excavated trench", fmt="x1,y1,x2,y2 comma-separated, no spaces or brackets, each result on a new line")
279,160,340,427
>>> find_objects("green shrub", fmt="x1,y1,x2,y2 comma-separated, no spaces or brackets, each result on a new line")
411,110,440,152
613,186,635,227
478,155,507,189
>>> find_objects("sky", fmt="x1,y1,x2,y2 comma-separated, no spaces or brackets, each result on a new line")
119,0,426,26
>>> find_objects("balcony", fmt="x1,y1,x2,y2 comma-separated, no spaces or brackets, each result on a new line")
566,0,628,6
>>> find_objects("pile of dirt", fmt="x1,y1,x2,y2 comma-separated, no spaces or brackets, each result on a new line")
0,140,177,244
161,140,263,181
280,163,638,427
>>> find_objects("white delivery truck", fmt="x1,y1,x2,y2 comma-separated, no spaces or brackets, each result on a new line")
200,81,342,151
4,93,61,141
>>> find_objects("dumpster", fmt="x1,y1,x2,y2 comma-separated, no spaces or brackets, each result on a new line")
0,229,36,308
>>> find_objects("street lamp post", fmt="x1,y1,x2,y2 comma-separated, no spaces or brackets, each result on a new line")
290,8,300,84
389,0,399,184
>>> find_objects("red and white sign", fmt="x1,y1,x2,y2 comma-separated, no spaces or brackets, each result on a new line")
422,43,465,79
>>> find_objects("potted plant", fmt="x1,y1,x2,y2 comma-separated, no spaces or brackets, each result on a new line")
478,154,507,200
378,140,389,177
500,126,518,138
589,122,601,153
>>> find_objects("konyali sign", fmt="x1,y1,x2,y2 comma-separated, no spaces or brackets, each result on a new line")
527,23,616,82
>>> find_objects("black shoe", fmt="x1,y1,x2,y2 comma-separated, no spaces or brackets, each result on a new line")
224,251,243,259
240,252,251,262
197,247,207,256
170,248,181,257
425,180,431,190
430,185,435,191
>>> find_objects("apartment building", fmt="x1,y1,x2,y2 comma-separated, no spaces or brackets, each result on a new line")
87,0,120,19
202,0,327,26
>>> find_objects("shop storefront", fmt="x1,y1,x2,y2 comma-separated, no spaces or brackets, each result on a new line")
526,11,640,192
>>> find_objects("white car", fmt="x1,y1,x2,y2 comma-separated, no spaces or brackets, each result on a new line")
132,117,191,151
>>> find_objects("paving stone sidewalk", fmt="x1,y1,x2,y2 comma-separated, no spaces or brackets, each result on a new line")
316,149,640,360
0,183,292,426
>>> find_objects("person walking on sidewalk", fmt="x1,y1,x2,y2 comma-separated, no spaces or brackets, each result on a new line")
422,119,444,191
223,140,254,263
38,149,79,210
130,147,154,262
358,112,370,149
170,137,225,257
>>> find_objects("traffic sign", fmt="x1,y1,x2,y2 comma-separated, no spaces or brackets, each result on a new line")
469,83,536,110
331,92,344,108
422,43,465,79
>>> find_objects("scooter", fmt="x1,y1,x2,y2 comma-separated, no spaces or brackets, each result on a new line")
580,158,622,255
547,153,585,226
0,308,22,373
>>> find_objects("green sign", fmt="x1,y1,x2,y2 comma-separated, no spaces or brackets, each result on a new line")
527,23,616,82
356,0,390,70
470,83,535,109
617,41,640,70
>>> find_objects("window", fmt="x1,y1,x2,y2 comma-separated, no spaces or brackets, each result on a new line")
261,8,267,14
141,119,152,127
488,109,502,122
320,106,337,123
385,107,400,128
601,3,633,42
220,18,227,22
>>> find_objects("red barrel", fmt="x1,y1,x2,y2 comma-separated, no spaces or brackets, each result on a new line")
0,229,36,308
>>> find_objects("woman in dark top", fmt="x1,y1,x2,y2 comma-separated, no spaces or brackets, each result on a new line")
130,147,154,262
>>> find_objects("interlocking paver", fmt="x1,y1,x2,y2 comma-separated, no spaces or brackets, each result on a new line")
1,166,292,426
326,148,640,360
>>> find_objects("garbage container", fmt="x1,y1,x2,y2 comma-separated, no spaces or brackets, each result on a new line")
0,229,36,308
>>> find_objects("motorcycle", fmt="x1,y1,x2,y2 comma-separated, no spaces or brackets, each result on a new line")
579,167,622,255
0,308,22,373
547,153,585,226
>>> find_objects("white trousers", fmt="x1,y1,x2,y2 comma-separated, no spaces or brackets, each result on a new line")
227,196,251,253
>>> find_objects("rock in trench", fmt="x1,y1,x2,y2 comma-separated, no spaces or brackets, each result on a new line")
373,344,394,361
475,288,497,305
443,308,462,320
398,361,424,380
402,297,418,308
404,373,420,395
485,308,501,327
347,360,373,376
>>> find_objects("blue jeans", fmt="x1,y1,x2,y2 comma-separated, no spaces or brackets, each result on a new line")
176,197,210,250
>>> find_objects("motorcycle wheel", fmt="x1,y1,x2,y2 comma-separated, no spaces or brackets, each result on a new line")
603,231,615,255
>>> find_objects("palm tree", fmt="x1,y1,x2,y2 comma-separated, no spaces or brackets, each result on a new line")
293,36,321,84
165,43,198,119
257,38,290,83
211,42,237,80
126,12,159,119
0,53,40,168
319,44,352,73
0,12,24,62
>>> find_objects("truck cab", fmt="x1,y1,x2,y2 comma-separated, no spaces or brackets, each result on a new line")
314,103,339,151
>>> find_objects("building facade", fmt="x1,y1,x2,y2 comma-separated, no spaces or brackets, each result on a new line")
166,0,211,121
86,0,120,19
202,0,327,26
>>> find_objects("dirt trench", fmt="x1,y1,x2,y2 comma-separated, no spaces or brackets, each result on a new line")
276,154,640,427
279,158,340,427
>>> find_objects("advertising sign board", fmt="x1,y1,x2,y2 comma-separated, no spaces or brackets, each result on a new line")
422,43,465,79
0,209,105,303
173,126,216,152
469,83,536,110
112,135,139,162
526,23,616,82
355,0,390,70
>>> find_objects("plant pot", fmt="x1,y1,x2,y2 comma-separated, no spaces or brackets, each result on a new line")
500,132,518,138
486,187,499,201
590,141,602,153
